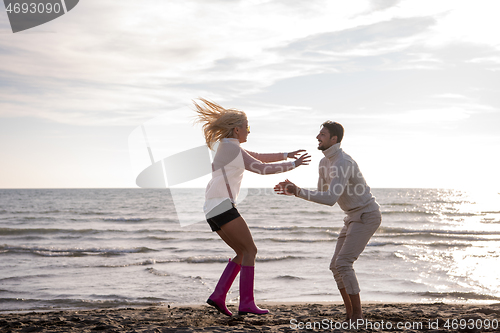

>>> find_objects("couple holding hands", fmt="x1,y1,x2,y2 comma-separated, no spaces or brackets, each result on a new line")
194,99,381,321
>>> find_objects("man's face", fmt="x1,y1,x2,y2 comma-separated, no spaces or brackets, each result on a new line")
316,127,337,151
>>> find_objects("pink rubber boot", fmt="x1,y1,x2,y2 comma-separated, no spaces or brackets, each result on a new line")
207,259,241,316
238,265,269,315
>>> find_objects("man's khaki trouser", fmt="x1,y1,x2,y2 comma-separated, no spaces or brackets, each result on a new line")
329,210,382,295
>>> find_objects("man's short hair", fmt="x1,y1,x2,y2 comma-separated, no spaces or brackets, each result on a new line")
321,121,344,143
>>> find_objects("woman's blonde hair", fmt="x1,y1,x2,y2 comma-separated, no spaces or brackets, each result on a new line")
193,98,247,149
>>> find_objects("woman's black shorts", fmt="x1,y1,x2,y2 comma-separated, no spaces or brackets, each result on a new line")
206,204,241,232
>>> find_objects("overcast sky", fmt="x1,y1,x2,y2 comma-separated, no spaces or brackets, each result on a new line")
1,0,499,191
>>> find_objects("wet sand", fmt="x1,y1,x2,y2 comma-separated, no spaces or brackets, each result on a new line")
1,302,500,332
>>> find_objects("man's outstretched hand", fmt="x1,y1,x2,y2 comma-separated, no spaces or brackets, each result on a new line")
274,179,299,196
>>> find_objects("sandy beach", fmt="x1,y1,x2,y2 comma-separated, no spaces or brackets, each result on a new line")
1,302,500,332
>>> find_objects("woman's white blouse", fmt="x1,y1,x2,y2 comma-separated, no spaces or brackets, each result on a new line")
204,138,295,218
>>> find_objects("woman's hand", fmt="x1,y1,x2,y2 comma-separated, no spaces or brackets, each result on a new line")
294,153,311,167
274,179,299,196
287,149,306,159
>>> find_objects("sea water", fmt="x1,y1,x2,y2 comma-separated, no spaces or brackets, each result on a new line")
1,188,499,312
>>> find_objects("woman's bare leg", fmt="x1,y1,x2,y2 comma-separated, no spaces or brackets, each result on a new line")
218,216,257,266
216,229,243,265
217,216,268,315
206,229,242,316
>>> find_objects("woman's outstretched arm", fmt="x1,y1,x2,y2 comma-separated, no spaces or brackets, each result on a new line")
242,149,310,175
246,149,306,163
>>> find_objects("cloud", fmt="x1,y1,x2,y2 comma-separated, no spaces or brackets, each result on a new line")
1,0,499,128
369,0,401,12
278,17,436,55
469,57,500,64
2,0,500,189
2,0,337,125
306,106,480,124
432,93,470,100
392,107,472,123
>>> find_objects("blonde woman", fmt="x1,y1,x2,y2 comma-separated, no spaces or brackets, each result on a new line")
194,98,310,316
